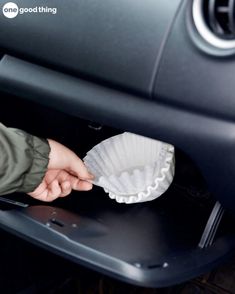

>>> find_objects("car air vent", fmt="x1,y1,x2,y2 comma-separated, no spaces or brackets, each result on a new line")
192,0,235,49
207,0,235,38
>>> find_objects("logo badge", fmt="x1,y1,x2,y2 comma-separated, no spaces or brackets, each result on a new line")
2,2,19,18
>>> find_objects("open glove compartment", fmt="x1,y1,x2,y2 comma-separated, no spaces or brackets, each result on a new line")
0,97,235,288
1,0,235,288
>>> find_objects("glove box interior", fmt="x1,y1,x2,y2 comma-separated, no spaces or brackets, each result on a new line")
1,95,235,288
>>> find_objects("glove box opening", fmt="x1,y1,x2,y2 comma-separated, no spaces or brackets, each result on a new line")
1,96,235,288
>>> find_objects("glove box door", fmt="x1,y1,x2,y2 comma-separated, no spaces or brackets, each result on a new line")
0,187,235,288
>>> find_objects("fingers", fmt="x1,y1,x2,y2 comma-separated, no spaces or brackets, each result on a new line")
52,170,93,191
80,181,93,191
49,180,61,199
34,180,62,202
28,168,93,202
74,179,93,191
28,181,48,198
70,157,94,181
28,179,91,202
47,139,94,181
60,181,72,197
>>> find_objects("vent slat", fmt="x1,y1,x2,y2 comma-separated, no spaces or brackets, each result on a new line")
208,0,219,33
217,6,229,12
206,0,235,37
192,0,235,49
228,0,235,34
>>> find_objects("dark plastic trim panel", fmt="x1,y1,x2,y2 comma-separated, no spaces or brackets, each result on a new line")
1,55,235,211
0,205,234,288
154,0,235,118
0,0,181,95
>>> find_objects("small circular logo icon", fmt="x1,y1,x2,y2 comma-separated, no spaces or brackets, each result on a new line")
2,2,18,18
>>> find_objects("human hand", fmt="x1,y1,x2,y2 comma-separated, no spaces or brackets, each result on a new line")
28,139,93,202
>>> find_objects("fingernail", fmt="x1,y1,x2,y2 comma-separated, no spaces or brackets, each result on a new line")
80,174,95,182
88,173,95,180
86,183,93,191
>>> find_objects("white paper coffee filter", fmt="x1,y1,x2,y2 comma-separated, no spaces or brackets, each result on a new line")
84,132,175,204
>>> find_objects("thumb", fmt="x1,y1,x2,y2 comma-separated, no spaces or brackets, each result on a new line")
69,156,94,181
47,139,94,180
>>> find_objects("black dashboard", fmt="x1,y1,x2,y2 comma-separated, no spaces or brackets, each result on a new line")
0,0,235,213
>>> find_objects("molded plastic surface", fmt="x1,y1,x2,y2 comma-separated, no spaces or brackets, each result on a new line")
1,56,235,212
1,0,235,288
0,189,235,287
154,0,235,120
0,0,181,94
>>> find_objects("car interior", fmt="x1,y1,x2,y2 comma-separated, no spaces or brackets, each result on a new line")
1,0,235,291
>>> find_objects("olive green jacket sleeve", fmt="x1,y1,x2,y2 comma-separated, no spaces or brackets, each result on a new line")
0,123,50,195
